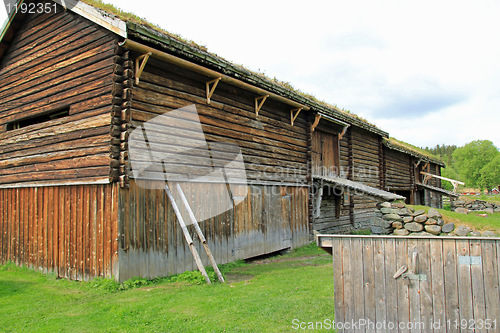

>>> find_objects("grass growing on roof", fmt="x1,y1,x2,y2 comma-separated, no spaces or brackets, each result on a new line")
0,243,334,332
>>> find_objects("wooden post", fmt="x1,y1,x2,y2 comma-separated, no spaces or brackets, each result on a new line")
164,185,211,284
175,184,225,283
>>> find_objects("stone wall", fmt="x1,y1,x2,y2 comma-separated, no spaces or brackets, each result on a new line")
451,198,500,214
370,202,455,236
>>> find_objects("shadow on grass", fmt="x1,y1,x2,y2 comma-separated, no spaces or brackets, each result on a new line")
0,279,34,297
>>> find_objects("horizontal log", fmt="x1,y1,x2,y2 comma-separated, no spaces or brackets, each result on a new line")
136,75,306,136
0,154,110,176
0,74,113,121
0,113,110,145
0,166,110,184
0,146,109,169
0,57,115,107
0,131,110,161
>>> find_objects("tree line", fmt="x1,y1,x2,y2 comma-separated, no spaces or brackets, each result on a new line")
423,140,500,192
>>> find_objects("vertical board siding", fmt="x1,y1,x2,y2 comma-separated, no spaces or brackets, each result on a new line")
328,236,500,333
0,184,119,280
118,180,309,281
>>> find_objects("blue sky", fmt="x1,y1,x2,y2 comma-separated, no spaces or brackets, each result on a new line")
2,0,500,149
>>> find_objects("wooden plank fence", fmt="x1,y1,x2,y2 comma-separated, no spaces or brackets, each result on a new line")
318,235,500,333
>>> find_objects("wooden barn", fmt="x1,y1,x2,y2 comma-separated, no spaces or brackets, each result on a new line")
0,0,451,281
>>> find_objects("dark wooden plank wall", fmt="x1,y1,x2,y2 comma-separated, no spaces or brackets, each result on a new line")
0,3,120,186
118,180,309,281
0,184,119,280
385,149,412,190
351,128,380,223
125,56,308,185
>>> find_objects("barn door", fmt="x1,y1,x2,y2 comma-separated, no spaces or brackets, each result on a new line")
262,188,292,253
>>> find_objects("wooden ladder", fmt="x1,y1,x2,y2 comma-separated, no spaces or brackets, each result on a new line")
164,183,225,284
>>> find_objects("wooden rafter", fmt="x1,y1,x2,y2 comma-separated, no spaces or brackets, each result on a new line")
290,108,302,126
135,52,152,85
206,77,221,104
255,95,269,116
311,114,321,132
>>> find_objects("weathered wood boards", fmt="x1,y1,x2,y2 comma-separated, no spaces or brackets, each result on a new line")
0,183,119,280
118,180,309,281
0,5,118,186
325,235,500,333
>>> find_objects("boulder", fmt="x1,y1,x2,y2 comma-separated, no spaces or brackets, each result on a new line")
470,231,482,237
370,226,383,234
408,206,415,213
403,216,414,223
404,222,424,232
425,218,438,225
413,210,426,217
369,217,391,229
494,208,500,213
381,208,399,215
398,208,413,216
455,225,472,236
483,231,497,237
425,225,442,235
455,208,468,214
392,222,403,229
427,208,442,219
442,223,455,233
391,202,406,209
484,208,494,214
393,229,410,236
383,214,403,222
478,214,488,218
379,202,392,208
414,215,428,223
437,218,445,226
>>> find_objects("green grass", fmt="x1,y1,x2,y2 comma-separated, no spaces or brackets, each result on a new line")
461,194,500,204
0,243,334,332
409,205,500,234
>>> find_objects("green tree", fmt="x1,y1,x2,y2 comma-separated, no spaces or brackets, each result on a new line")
441,166,463,192
452,140,499,190
479,154,500,191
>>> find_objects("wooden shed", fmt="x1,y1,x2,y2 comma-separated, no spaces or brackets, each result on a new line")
0,0,449,281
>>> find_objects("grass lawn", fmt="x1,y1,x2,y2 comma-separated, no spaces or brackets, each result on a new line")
0,243,334,332
409,205,500,234
461,194,500,204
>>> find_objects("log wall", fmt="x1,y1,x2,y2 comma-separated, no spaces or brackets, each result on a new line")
351,128,380,223
0,184,119,280
0,3,119,187
123,56,308,186
385,149,412,190
118,180,309,281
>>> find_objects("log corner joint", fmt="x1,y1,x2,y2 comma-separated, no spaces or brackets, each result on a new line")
206,77,222,104
255,95,269,116
135,52,152,85
311,114,321,132
290,108,303,126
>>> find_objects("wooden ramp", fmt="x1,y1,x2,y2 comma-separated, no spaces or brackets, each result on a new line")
318,234,500,333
